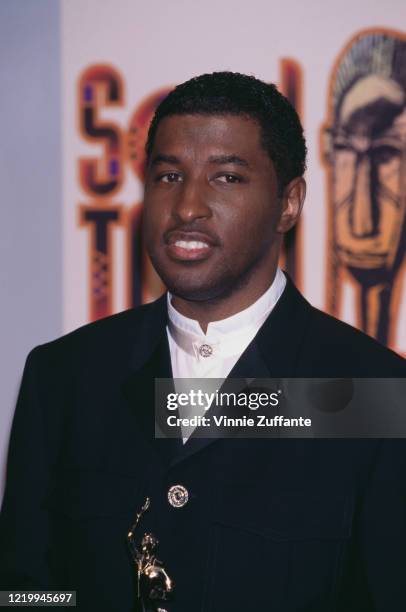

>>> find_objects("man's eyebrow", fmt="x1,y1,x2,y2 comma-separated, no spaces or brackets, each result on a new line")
208,154,250,167
150,154,181,166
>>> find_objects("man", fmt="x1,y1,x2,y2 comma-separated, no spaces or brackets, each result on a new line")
1,72,406,612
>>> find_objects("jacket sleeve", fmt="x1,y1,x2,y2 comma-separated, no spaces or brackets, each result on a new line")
0,347,54,589
359,439,406,610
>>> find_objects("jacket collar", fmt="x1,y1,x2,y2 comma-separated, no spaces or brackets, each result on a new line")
127,275,311,373
127,294,169,373
254,275,312,377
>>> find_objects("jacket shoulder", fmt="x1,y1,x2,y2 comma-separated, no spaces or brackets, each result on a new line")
32,298,165,362
302,305,406,376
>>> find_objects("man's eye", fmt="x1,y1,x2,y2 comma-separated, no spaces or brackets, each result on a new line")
216,174,242,184
159,172,182,183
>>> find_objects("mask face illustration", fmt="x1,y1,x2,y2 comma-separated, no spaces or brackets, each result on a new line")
323,31,406,346
332,75,406,272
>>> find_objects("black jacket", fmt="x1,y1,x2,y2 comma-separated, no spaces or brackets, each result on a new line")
1,278,406,611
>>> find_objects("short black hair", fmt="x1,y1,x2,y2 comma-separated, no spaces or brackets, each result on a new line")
146,71,307,194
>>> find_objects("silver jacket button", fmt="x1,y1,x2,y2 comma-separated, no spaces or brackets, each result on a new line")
198,343,213,358
168,484,189,508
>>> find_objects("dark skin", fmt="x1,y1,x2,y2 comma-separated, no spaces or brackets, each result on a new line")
144,114,306,332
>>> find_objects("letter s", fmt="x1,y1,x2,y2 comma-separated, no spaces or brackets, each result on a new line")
78,64,124,196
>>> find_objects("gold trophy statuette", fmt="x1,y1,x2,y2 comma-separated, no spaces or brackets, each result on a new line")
127,498,174,612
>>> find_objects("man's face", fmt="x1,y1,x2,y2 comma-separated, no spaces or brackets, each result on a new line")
143,114,287,302
331,75,406,271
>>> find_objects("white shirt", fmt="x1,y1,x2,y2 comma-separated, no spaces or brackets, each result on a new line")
166,268,286,441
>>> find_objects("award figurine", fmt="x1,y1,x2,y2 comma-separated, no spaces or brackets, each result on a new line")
127,498,174,612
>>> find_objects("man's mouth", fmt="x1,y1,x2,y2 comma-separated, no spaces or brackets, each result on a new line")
165,231,216,261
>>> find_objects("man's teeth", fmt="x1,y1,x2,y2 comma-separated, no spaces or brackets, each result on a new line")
174,240,209,250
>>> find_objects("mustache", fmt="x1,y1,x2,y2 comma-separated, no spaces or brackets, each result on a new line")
163,223,221,246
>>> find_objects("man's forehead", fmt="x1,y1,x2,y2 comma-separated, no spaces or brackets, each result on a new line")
154,114,261,143
151,114,265,161
150,152,251,168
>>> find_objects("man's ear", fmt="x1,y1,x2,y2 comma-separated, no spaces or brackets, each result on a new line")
276,177,306,233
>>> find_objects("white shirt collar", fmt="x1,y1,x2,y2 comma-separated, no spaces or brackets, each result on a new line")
167,268,286,359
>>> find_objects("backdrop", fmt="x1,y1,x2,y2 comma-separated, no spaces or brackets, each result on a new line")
2,0,406,501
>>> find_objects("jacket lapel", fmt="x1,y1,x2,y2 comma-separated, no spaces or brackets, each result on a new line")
122,295,183,466
254,275,312,377
169,339,272,466
170,276,313,465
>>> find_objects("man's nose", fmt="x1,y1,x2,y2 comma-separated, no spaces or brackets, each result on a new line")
350,155,378,238
171,178,211,223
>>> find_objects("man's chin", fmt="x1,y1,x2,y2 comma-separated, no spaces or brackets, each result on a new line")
161,273,233,303
167,283,224,303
